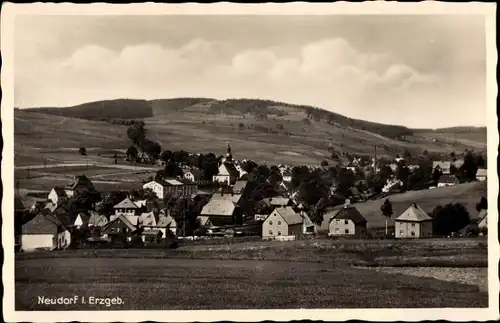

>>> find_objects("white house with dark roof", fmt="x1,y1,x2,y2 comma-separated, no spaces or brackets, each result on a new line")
262,206,303,239
476,168,487,181
88,212,109,228
213,162,240,185
395,203,433,239
21,212,71,251
327,200,367,236
48,187,68,205
112,197,140,219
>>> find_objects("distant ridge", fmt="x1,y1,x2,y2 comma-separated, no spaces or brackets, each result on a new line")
23,97,415,140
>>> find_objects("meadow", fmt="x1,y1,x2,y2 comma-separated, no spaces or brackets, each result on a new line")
15,238,488,310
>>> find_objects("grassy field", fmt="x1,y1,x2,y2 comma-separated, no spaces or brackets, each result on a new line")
15,238,488,310
319,181,488,231
15,100,486,167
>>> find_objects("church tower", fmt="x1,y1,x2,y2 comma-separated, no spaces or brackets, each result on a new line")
225,143,233,162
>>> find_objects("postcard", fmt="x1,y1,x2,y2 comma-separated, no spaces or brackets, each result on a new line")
1,2,498,322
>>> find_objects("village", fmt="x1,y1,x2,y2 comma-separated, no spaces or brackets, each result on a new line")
15,142,488,252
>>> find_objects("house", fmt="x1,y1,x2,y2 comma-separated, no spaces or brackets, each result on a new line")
101,215,138,242
143,178,198,199
395,203,433,239
213,162,240,185
432,161,451,175
88,212,109,227
437,174,458,187
200,195,242,226
262,206,304,239
73,212,89,229
157,210,178,236
184,169,210,185
21,212,71,251
327,202,367,237
112,197,140,219
48,187,68,205
63,175,96,198
476,168,487,181
282,171,292,183
300,211,316,235
138,211,157,227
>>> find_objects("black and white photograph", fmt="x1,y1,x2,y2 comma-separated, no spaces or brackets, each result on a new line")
1,2,498,322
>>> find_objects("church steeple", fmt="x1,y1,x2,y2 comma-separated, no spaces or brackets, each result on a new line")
226,143,232,161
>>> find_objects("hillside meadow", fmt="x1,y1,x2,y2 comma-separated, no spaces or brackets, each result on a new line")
319,181,488,231
15,98,486,167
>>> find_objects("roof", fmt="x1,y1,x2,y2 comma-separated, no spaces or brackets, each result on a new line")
477,168,487,177
438,174,457,184
433,161,451,170
395,203,433,222
269,197,291,206
478,209,487,223
157,214,176,228
124,215,139,226
201,199,236,217
134,200,147,208
199,216,212,226
160,178,197,186
65,175,94,190
272,207,303,226
138,211,157,227
22,213,58,235
76,212,90,224
220,162,239,177
44,202,57,213
113,197,139,209
88,212,108,227
52,187,68,197
328,206,367,225
232,180,248,194
184,169,204,179
103,215,137,232
300,211,315,227
211,193,242,204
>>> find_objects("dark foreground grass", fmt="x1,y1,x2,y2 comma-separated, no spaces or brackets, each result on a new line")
15,257,487,310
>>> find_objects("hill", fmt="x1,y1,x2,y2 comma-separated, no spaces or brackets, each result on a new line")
21,99,153,120
319,181,488,231
17,98,487,166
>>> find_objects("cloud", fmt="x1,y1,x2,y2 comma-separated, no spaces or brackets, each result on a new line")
15,37,474,127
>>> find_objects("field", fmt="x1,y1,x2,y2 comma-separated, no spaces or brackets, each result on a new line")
15,238,488,310
319,181,488,231
15,98,487,167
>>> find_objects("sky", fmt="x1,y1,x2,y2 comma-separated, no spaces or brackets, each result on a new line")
14,14,487,128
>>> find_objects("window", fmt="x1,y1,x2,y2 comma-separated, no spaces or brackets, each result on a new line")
345,229,349,234
400,230,404,235
278,221,282,225
269,230,273,235
411,223,415,227
344,220,349,225
269,221,273,225
336,219,340,224
335,228,339,233
278,232,281,236
411,231,415,236
400,222,404,227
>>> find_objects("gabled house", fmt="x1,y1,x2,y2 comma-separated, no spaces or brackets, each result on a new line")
184,169,210,185
262,206,303,239
200,195,242,227
101,215,138,242
476,168,487,181
213,162,239,185
157,210,177,236
395,203,433,239
48,187,68,205
327,203,367,237
73,212,89,229
299,211,316,235
437,174,459,187
21,212,71,251
143,178,198,199
88,212,109,227
64,175,95,198
112,197,140,219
